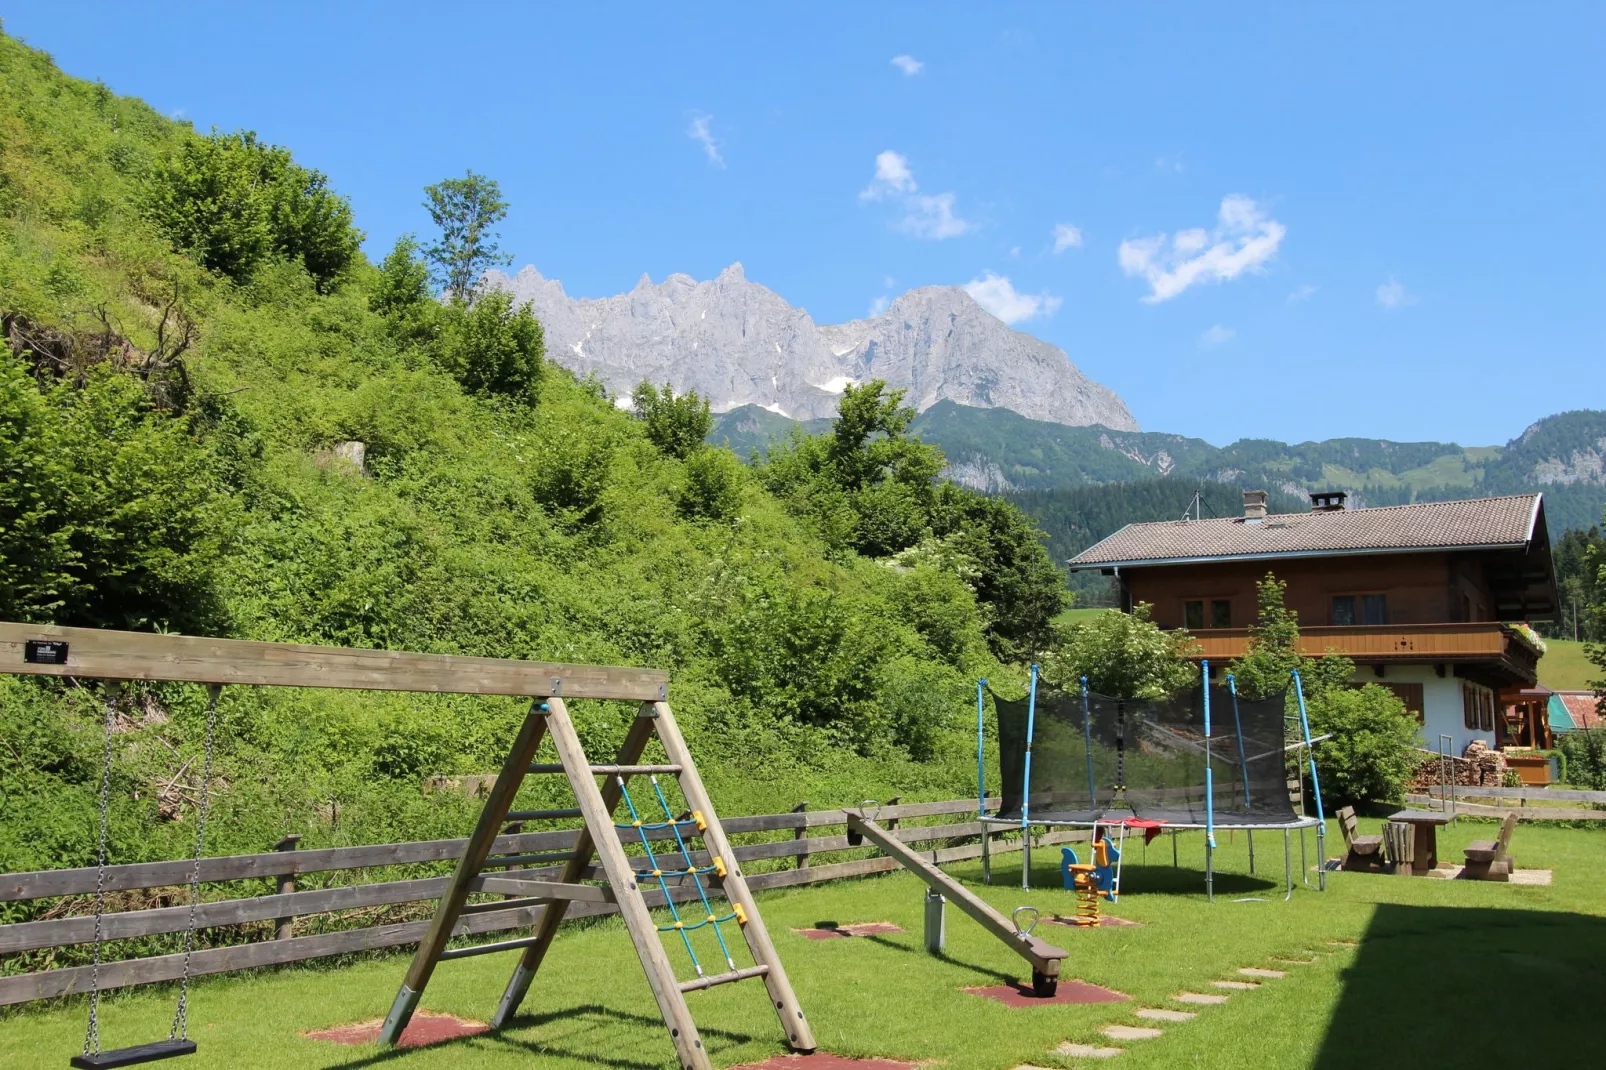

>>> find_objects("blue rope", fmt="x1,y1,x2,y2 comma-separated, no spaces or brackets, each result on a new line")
617,778,702,972
650,776,738,971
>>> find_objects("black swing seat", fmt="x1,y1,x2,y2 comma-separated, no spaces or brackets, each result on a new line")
70,1039,197,1068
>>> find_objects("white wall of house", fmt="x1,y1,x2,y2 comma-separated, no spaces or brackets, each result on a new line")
1350,664,1496,755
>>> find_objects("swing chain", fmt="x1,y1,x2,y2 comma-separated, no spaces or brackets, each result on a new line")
170,685,221,1043
82,684,121,1058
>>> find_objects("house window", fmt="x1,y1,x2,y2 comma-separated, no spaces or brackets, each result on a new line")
1183,599,1232,629
1332,593,1388,626
1211,599,1232,628
1184,600,1204,629
1378,682,1425,724
1463,682,1495,732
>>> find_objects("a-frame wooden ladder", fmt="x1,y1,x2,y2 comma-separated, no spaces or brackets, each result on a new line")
377,696,816,1070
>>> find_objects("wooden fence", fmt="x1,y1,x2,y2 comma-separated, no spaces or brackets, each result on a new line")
1404,783,1606,822
0,798,1088,1007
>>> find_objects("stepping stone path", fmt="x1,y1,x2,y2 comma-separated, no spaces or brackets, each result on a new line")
1171,992,1229,1005
1101,1025,1164,1041
734,1056,918,1069
1135,1008,1196,1022
1272,957,1318,965
1054,1042,1125,1059
1238,967,1286,978
1210,980,1260,990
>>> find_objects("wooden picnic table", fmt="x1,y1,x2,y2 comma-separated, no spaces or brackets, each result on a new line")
1387,809,1452,874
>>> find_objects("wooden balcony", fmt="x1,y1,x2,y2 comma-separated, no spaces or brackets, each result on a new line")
1182,622,1541,685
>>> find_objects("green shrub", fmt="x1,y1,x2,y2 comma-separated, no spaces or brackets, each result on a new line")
430,289,544,402
1306,685,1420,806
632,381,712,460
144,130,360,290
1041,602,1197,698
1557,728,1606,790
677,446,744,522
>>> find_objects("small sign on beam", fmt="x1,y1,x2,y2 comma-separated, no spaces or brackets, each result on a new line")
23,640,68,665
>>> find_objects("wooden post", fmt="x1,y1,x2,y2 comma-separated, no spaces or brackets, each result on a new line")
884,796,903,832
273,835,302,941
792,802,809,871
502,822,522,900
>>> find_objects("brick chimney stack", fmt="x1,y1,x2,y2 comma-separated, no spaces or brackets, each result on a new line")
1242,490,1268,520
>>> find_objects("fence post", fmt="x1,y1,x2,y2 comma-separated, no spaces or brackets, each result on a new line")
503,821,523,898
274,834,302,941
884,796,903,833
792,802,809,871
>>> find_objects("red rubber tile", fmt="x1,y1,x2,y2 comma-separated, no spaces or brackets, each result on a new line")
964,980,1131,1007
304,1011,489,1048
794,922,905,940
733,1055,918,1069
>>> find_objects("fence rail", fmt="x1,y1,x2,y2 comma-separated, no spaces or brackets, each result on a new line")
0,798,1089,1007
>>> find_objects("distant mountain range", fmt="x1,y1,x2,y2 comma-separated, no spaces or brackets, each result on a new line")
484,263,1137,429
711,403,1606,537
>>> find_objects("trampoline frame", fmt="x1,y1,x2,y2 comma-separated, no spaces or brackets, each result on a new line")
978,662,1328,902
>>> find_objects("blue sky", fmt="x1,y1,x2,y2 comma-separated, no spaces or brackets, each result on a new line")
8,3,1603,445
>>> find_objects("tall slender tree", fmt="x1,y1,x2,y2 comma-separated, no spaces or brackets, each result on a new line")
422,171,511,302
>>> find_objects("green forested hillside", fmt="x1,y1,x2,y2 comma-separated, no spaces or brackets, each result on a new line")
714,402,1606,536
0,31,1059,895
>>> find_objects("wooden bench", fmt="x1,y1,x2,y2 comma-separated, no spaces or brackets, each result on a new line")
1337,806,1384,872
1382,821,1415,876
1461,812,1517,881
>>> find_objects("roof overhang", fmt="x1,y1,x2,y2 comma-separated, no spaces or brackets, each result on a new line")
1067,541,1531,572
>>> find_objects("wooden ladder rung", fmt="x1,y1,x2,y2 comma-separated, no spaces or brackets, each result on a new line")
439,934,546,961
527,763,683,776
505,808,583,821
677,964,770,993
479,851,578,869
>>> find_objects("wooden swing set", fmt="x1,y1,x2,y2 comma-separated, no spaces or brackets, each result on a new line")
1,622,815,1070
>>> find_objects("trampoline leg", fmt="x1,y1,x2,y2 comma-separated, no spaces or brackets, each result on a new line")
1300,826,1308,886
1248,830,1256,875
1205,838,1214,904
1283,829,1293,902
981,827,991,885
1171,831,1178,869
1317,828,1327,892
1021,833,1031,891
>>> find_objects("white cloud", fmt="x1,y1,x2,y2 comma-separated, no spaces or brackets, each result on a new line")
860,152,970,239
964,272,1062,325
1199,324,1236,347
1118,194,1286,303
900,192,970,239
1052,223,1083,253
890,54,924,76
860,150,917,200
1009,246,1022,259
1287,284,1318,303
1376,277,1418,309
687,113,724,168
867,296,890,317
1156,155,1185,174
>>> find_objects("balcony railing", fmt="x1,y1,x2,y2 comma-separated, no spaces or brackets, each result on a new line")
1182,622,1537,671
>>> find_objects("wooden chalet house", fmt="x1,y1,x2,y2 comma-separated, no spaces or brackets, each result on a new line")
1068,491,1559,756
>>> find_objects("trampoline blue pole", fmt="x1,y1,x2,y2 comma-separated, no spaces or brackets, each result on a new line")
1292,670,1326,826
1202,661,1216,851
976,679,987,819
1226,673,1252,807
1021,664,1039,891
1080,677,1096,813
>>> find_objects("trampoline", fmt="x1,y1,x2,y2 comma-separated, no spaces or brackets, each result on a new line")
976,662,1328,901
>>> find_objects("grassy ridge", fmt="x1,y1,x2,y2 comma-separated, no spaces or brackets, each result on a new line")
0,29,1032,915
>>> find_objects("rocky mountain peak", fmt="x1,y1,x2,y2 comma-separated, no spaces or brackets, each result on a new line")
482,265,1137,429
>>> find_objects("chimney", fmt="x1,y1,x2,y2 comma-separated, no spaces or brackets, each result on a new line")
1242,490,1268,520
1310,491,1348,512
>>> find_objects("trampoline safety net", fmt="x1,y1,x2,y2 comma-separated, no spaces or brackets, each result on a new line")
994,684,1298,827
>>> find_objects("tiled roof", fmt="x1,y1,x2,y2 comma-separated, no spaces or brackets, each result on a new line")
1069,494,1542,568
1557,692,1602,731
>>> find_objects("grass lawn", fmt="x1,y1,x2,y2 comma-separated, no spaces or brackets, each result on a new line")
5,819,1604,1069
1053,607,1113,627
1538,638,1597,691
